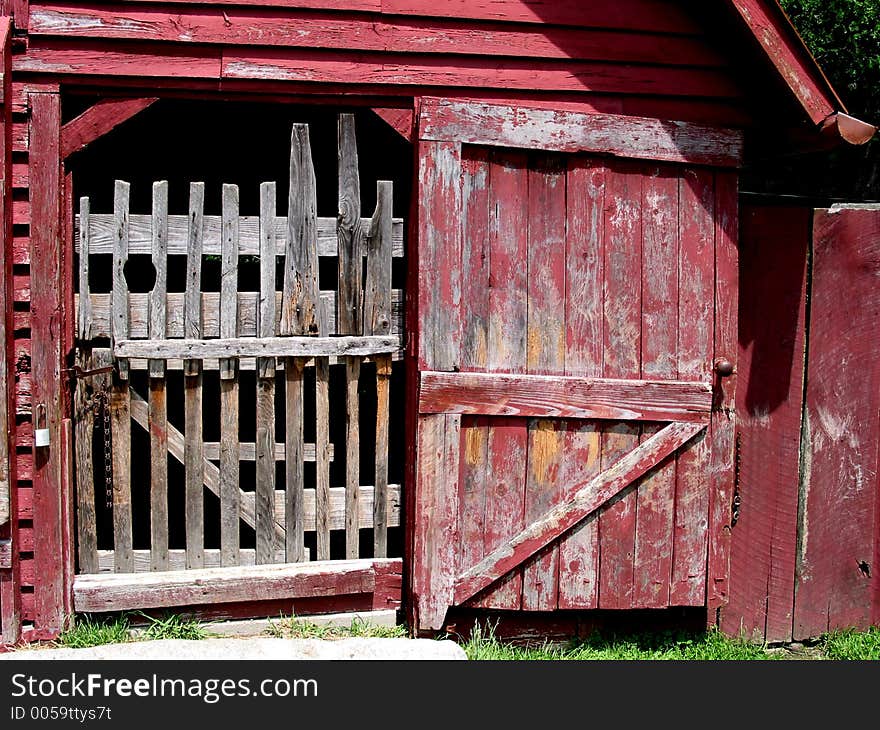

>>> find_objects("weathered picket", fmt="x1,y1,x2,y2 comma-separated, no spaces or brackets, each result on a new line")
73,115,403,576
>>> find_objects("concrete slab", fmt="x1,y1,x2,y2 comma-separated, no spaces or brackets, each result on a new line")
0,638,467,661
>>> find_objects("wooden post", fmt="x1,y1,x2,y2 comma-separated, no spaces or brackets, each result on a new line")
149,181,169,571
184,182,205,570
256,182,276,565
110,180,132,573
29,90,65,629
338,113,362,560
220,184,240,567
366,180,393,557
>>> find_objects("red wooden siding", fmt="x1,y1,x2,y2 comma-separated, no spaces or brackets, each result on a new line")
18,0,755,128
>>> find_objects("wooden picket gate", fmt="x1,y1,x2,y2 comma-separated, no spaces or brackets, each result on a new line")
71,115,406,613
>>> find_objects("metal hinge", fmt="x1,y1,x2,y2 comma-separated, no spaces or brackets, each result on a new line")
731,431,742,527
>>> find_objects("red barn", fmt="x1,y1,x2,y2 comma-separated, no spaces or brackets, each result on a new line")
0,0,875,643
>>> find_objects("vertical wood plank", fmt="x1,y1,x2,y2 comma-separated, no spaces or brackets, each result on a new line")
338,113,362,559
457,150,490,583
337,113,362,337
722,206,808,643
220,183,240,567
315,356,331,560
633,166,679,609
416,139,462,371
256,181,276,565
110,180,132,573
599,163,642,610
708,170,738,622
670,168,715,606
74,196,97,574
479,149,528,610
367,180,393,557
281,125,316,563
558,158,605,610
413,413,460,631
184,181,205,570
111,180,130,382
794,206,880,639
522,156,566,611
284,358,305,562
281,124,318,337
148,181,169,572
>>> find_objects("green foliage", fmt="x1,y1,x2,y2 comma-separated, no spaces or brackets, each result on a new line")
461,622,774,661
820,626,880,660
138,613,210,641
779,0,880,120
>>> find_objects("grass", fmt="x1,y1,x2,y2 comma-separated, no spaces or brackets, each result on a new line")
56,612,209,649
461,622,777,661
820,626,880,660
265,615,408,640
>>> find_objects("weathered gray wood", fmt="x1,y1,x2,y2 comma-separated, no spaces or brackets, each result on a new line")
97,549,297,574
129,390,287,544
75,214,406,258
220,184,239,380
220,184,240,567
337,113,362,336
373,355,391,557
315,356,331,561
184,182,205,569
345,357,360,559
256,181,277,564
74,350,98,574
281,123,319,337
148,376,169,571
365,180,394,558
80,290,405,339
148,181,168,378
77,196,92,341
258,182,277,378
113,335,399,359
364,180,393,337
110,366,132,573
111,181,130,380
203,441,332,462
73,558,402,613
285,357,305,562
184,181,205,378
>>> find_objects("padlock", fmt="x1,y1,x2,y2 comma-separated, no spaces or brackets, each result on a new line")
34,403,49,448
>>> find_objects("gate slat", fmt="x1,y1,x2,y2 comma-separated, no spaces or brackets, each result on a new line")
670,169,714,606
149,181,169,572
184,182,205,570
599,163,642,610
522,157,566,611
634,167,679,609
281,124,317,563
366,180,393,557
111,182,133,573
558,159,605,610
338,114,362,560
256,181,277,565
220,184,240,567
74,196,98,575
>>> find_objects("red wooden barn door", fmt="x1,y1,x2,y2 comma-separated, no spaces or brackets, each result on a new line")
410,99,741,632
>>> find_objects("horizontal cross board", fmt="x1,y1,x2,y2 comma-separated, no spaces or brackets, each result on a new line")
114,335,400,359
419,371,712,422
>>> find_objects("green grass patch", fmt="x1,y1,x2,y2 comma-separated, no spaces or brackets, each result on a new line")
266,615,408,640
56,613,208,649
820,626,880,660
461,622,774,661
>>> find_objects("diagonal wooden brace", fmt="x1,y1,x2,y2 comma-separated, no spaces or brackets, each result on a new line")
129,389,286,544
453,420,707,604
